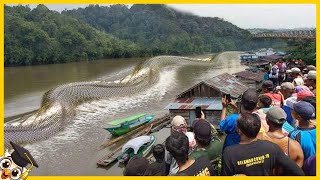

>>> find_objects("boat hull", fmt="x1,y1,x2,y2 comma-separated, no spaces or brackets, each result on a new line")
104,115,154,136
117,135,156,163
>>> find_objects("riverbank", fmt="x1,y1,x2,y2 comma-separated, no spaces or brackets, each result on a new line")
5,52,247,175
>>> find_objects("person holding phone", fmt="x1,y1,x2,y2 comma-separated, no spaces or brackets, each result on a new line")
220,90,259,150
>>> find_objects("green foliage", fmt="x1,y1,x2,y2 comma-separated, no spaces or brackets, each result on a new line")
5,4,141,66
63,4,288,57
5,4,288,66
285,40,316,65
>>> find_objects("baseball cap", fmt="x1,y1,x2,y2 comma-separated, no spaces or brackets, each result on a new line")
124,157,150,176
293,101,315,121
291,67,301,73
293,78,304,86
192,120,211,141
307,65,316,71
285,96,297,110
307,70,316,80
281,82,294,90
297,90,314,100
262,80,273,88
286,70,292,73
266,107,287,125
171,115,186,127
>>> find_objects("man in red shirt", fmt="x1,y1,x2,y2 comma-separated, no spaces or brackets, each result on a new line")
262,80,283,108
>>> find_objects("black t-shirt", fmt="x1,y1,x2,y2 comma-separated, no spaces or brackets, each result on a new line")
221,140,304,176
176,157,215,176
148,161,170,176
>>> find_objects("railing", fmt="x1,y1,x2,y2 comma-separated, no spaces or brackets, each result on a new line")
252,30,315,39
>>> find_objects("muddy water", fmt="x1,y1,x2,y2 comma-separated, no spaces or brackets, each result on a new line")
4,52,247,175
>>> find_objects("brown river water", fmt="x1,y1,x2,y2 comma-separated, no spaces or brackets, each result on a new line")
4,52,247,175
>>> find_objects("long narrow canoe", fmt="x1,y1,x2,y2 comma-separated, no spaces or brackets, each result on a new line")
104,114,154,136
107,113,146,127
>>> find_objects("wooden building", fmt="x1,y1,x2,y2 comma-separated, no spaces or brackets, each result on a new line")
165,73,248,127
233,71,264,91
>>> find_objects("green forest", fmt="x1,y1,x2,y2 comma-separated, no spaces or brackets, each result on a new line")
4,4,315,66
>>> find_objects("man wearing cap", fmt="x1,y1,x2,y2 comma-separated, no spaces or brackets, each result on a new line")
296,90,314,101
280,82,295,100
257,107,304,169
283,70,294,83
262,80,283,108
304,70,316,95
189,120,223,162
221,113,304,176
291,67,304,86
290,101,316,160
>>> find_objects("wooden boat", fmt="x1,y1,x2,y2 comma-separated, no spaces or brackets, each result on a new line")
117,135,156,164
104,113,154,136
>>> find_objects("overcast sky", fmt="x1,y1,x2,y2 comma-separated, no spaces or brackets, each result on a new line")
23,4,316,29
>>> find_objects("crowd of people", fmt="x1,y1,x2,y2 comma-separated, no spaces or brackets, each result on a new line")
123,58,316,176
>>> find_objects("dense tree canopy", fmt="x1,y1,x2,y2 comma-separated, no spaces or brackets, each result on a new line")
5,4,294,66
5,5,142,66
286,40,316,65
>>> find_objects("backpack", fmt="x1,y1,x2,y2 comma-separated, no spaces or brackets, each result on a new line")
271,66,278,75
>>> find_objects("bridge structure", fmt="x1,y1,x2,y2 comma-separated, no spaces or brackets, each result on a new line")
252,30,315,39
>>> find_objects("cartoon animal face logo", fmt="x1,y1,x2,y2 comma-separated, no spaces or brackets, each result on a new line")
0,151,25,180
1,142,38,180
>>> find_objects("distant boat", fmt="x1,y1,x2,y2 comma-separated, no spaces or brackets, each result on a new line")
117,135,156,164
104,113,154,136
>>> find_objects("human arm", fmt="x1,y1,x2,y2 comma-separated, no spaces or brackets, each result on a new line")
229,99,238,113
289,139,304,168
221,97,228,120
274,144,305,175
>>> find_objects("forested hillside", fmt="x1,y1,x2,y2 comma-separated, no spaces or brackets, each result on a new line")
5,4,286,66
5,5,142,66
63,4,264,54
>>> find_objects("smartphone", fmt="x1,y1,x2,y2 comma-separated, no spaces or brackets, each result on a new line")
226,94,231,103
195,106,202,119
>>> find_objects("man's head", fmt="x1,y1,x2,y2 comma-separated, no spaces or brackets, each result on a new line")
124,157,150,176
171,115,187,134
293,78,304,86
257,95,272,108
262,80,273,93
297,90,314,101
266,107,287,129
192,120,212,147
305,70,316,87
292,101,315,123
237,113,261,139
152,144,165,162
307,65,316,71
291,67,301,78
280,82,295,99
241,89,258,111
165,132,189,164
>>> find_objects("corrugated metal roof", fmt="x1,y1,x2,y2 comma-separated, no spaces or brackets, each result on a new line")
165,97,222,110
233,71,264,82
203,73,248,98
